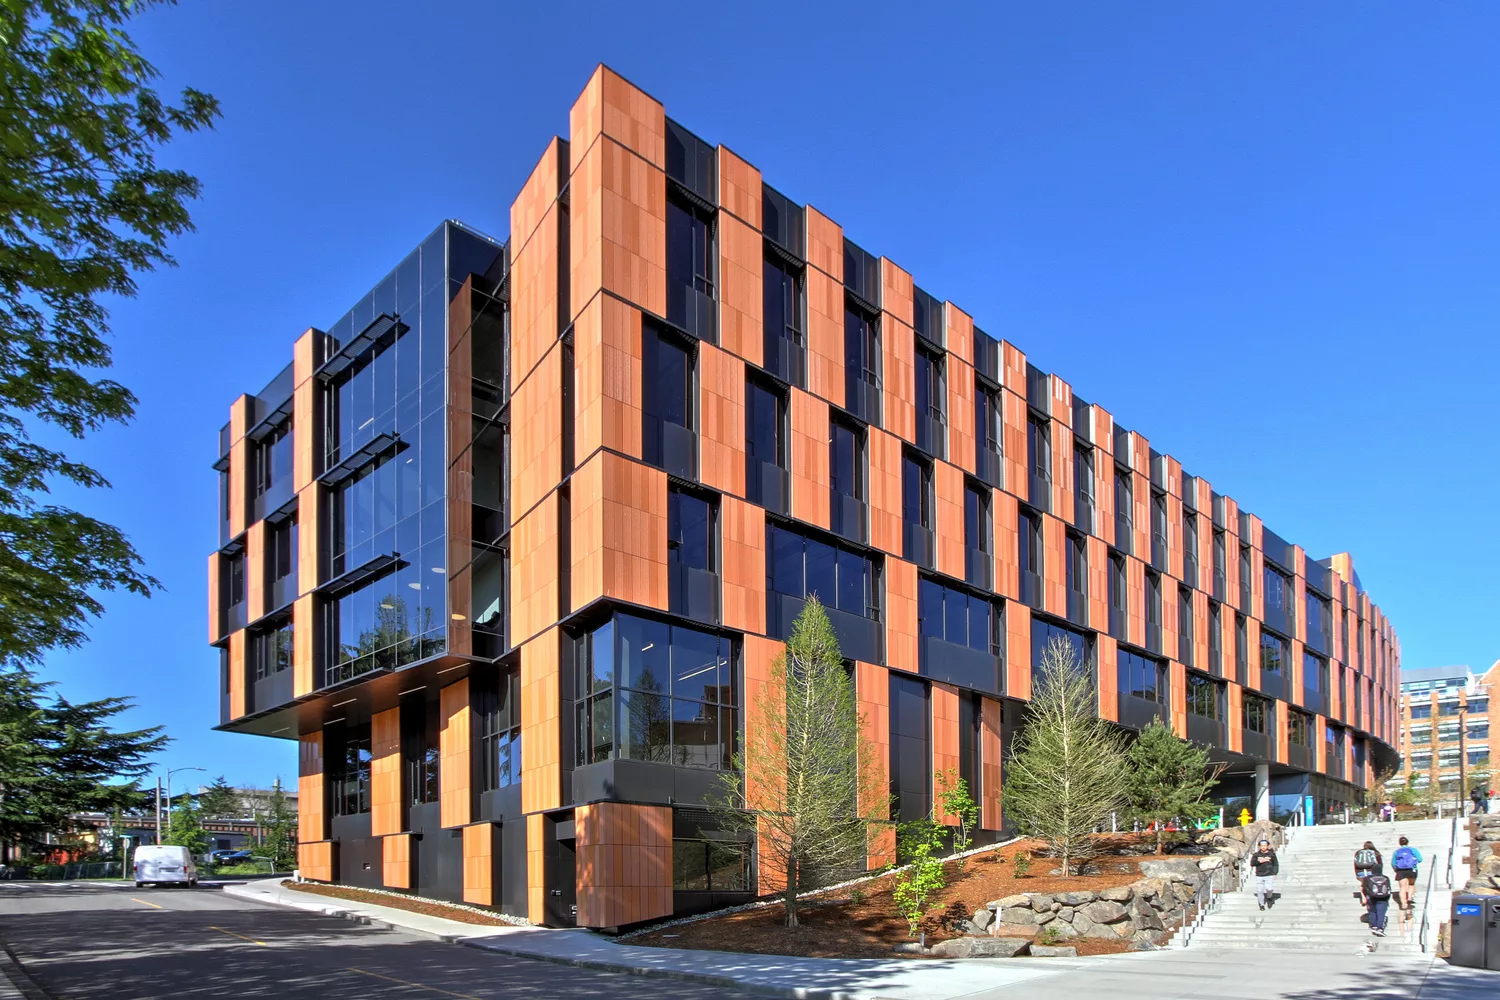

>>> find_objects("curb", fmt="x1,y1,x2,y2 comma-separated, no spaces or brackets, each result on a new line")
0,944,50,1000
226,882,893,1000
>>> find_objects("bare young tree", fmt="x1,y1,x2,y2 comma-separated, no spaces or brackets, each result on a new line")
1003,635,1128,875
711,598,885,928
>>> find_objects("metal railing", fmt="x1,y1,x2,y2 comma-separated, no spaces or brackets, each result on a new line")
0,861,122,880
1419,814,1460,954
1178,871,1220,947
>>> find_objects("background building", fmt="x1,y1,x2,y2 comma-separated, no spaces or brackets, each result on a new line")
1389,662,1497,801
209,66,1403,929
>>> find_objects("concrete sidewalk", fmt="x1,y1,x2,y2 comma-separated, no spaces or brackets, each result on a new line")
224,879,1485,1000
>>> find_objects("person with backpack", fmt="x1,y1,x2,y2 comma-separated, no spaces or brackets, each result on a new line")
1249,838,1279,911
1472,786,1490,815
1361,871,1393,936
1354,841,1382,908
1391,836,1422,911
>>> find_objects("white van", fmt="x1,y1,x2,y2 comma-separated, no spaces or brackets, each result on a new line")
133,845,198,887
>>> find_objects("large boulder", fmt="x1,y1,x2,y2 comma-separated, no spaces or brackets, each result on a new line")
1035,909,1057,926
1131,877,1169,902
1478,854,1500,877
1047,921,1080,939
989,893,1032,910
990,923,1039,940
1099,886,1134,903
1000,907,1037,925
1055,890,1098,906
931,936,1030,958
971,907,994,932
1139,858,1206,883
1029,894,1055,911
1081,900,1131,924
1129,895,1166,932
1030,945,1078,958
1054,907,1075,922
1198,856,1227,872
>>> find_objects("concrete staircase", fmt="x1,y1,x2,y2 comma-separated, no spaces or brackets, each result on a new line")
1186,819,1453,955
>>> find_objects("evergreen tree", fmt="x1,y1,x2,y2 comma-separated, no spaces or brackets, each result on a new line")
1003,636,1128,875
1124,719,1225,853
197,775,240,819
163,797,208,856
711,598,884,928
0,1,219,667
262,783,297,871
0,669,165,856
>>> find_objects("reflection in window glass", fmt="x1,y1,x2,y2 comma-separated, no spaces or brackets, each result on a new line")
765,525,877,621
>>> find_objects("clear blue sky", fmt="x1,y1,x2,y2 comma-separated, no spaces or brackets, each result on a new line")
38,1,1500,789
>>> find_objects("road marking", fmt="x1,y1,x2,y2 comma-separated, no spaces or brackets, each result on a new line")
129,897,163,909
209,925,268,946
347,967,482,999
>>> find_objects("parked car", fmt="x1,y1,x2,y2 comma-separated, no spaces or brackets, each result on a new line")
208,849,251,864
133,845,197,887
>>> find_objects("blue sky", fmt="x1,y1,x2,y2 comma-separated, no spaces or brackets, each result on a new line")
39,1,1500,788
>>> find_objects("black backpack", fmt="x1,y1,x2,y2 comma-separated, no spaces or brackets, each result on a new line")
1365,874,1392,900
1355,848,1379,868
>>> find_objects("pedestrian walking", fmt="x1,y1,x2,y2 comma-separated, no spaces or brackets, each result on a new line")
1390,835,1422,911
1473,786,1490,815
1361,872,1393,936
1354,840,1382,906
1249,838,1279,911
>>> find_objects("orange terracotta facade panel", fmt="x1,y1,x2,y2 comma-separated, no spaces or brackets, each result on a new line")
885,557,919,674
805,266,845,407
742,635,786,813
569,65,666,172
439,678,472,828
866,427,904,555
575,802,672,928
720,496,766,635
805,206,843,281
227,630,245,721
574,293,644,463
382,833,412,890
933,460,965,579
1006,602,1032,701
789,388,831,529
992,490,1019,601
568,136,667,320
698,342,747,497
931,683,961,825
370,707,402,837
947,357,976,475
1096,634,1120,722
463,822,497,906
717,211,763,367
510,342,563,519
298,841,334,882
980,698,1003,831
521,627,563,814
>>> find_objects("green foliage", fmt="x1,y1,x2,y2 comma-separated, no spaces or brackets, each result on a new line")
935,769,979,866
1036,923,1064,946
1011,850,1032,878
196,775,239,819
163,797,208,856
848,887,867,907
1124,719,1225,853
890,819,948,943
1002,636,1128,875
710,597,884,928
214,861,272,876
0,668,165,851
261,783,298,872
0,0,219,667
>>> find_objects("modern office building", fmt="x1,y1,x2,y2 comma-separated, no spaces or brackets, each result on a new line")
1387,663,1497,799
210,66,1403,929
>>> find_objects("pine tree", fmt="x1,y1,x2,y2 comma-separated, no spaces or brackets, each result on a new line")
1003,635,1128,875
1124,719,1225,853
0,669,165,857
163,797,209,857
710,598,884,928
262,783,298,872
197,775,240,819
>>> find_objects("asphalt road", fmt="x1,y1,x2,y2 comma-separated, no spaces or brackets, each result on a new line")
0,881,758,1000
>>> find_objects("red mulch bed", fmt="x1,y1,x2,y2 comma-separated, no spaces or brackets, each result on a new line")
282,879,517,926
632,835,1188,959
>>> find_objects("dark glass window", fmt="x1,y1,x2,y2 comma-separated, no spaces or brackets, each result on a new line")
268,517,298,583
477,667,522,791
1208,602,1222,673
1027,417,1050,481
405,700,439,806
1178,587,1194,665
746,377,785,467
1119,648,1167,705
831,419,863,500
1031,618,1090,678
1066,532,1087,599
1115,470,1133,553
643,326,693,471
1243,692,1268,733
225,553,245,607
1150,491,1167,564
918,577,996,654
1146,571,1161,628
253,420,293,498
766,523,877,619
576,615,736,770
1288,710,1313,747
844,304,881,423
964,484,989,556
1074,447,1094,513
1108,553,1126,630
668,488,714,573
975,386,1000,455
332,724,373,817
1182,511,1198,584
1260,631,1284,675
889,673,931,824
250,619,294,679
763,251,804,384
1304,650,1328,693
672,839,750,891
667,200,715,298
1187,672,1221,720
902,455,932,529
914,346,945,456
1264,564,1288,612
1019,509,1042,605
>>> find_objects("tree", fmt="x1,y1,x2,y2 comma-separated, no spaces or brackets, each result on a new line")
710,598,884,928
261,781,297,872
196,775,239,820
935,769,979,864
890,819,947,945
0,669,166,857
0,0,219,668
163,797,208,857
1124,719,1225,853
1002,635,1128,876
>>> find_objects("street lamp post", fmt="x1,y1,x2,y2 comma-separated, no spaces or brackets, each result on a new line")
162,766,205,844
1458,703,1468,816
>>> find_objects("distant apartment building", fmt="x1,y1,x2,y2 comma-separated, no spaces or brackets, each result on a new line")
1389,663,1498,796
208,66,1404,929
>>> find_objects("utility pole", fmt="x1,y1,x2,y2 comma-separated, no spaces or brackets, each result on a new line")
154,777,162,845
1458,702,1468,816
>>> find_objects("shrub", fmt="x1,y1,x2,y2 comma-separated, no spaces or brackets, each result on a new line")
1012,851,1032,878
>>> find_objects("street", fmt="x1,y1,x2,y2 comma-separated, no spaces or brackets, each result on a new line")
0,882,760,1000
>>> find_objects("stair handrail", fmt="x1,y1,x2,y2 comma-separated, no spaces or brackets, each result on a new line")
1177,869,1219,948
1419,814,1460,953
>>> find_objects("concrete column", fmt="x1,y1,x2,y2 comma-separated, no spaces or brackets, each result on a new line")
1254,763,1271,822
